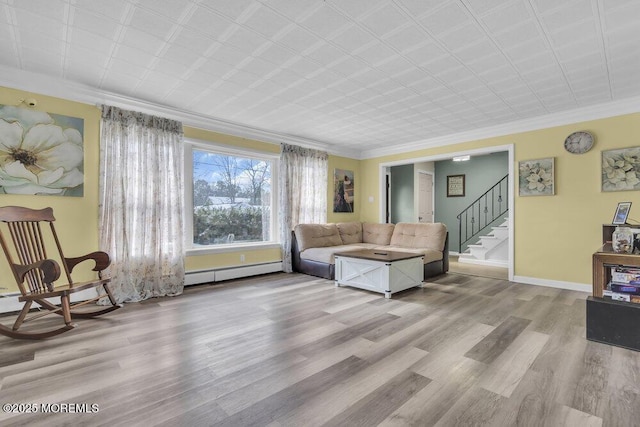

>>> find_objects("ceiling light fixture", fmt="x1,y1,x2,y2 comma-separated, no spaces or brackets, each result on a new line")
452,155,470,162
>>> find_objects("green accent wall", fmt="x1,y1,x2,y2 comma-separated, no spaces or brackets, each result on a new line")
390,164,414,223
434,152,509,252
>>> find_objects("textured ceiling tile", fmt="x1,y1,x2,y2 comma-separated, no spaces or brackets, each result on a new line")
330,25,377,53
276,27,321,52
2,0,638,153
465,52,511,74
403,42,448,65
356,43,398,66
74,0,131,21
223,26,270,53
14,8,64,39
243,4,293,38
205,0,255,21
171,28,217,54
360,4,409,38
137,0,191,19
383,25,430,53
539,0,594,31
108,58,150,79
492,22,542,50
604,3,640,31
300,5,352,37
185,6,233,39
437,23,485,52
419,2,471,35
71,9,120,38
480,1,532,33
395,0,450,17
120,28,165,54
18,28,64,55
304,43,348,65
331,0,386,19
129,7,177,40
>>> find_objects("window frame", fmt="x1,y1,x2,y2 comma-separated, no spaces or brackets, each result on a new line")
184,138,280,256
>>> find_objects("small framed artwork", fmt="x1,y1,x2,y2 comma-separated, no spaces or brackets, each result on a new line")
612,202,632,225
447,174,465,197
602,146,640,192
333,168,354,212
519,157,554,196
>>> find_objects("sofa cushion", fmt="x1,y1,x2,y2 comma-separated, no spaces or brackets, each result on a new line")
294,224,343,252
390,222,447,251
336,222,363,244
362,223,395,245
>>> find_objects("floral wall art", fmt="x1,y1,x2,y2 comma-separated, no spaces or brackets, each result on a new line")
0,105,84,196
602,146,640,192
519,157,554,196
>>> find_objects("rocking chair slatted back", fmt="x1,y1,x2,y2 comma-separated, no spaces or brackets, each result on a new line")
7,220,50,294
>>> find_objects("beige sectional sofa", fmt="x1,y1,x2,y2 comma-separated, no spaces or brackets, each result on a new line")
291,222,449,280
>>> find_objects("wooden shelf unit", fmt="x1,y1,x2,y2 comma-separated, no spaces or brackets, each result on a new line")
588,241,640,351
592,245,640,298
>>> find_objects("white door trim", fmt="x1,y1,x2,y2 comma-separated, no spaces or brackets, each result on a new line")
378,144,514,281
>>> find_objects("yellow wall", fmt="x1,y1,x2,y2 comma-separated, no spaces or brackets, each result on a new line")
3,85,639,292
361,113,640,289
0,87,102,292
0,87,358,291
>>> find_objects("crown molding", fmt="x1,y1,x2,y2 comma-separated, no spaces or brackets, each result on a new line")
3,65,638,161
360,96,640,159
0,65,362,158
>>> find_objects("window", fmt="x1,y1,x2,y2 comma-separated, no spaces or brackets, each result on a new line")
185,141,279,252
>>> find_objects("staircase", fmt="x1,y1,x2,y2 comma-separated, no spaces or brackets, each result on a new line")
458,217,509,267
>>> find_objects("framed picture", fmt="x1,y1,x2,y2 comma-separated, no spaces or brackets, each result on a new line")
333,168,354,213
612,202,632,225
447,174,465,197
518,157,554,196
0,104,84,196
602,146,640,192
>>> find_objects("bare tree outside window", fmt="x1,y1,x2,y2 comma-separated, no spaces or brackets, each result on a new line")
192,149,272,246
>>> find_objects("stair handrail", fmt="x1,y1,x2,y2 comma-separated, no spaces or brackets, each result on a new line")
456,174,509,252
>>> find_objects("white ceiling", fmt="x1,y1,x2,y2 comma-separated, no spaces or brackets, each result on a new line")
1,0,639,158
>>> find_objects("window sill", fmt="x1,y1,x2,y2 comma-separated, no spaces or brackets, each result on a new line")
186,242,281,256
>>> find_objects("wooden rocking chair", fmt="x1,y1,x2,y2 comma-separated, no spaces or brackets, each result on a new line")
0,206,121,339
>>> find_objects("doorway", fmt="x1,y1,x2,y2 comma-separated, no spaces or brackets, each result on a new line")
417,171,433,223
378,145,515,281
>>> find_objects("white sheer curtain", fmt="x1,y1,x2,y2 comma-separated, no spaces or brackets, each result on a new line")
279,144,328,272
99,105,185,303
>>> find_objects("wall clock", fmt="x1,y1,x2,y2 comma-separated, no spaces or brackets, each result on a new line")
564,131,594,154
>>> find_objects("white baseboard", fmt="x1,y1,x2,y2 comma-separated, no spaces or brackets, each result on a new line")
0,288,99,315
457,257,508,268
185,262,283,285
512,275,591,293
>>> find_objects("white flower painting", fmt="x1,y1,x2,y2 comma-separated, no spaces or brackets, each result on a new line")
602,146,640,192
0,105,84,196
519,158,554,196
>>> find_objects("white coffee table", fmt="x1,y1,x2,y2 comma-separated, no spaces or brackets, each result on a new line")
334,249,424,298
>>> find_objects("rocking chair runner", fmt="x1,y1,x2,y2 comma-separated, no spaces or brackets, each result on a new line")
0,206,121,339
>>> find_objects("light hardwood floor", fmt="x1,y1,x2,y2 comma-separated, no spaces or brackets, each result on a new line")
0,271,638,426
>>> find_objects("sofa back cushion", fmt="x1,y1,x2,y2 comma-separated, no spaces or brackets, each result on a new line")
390,222,447,251
294,223,343,252
336,222,362,244
362,223,395,245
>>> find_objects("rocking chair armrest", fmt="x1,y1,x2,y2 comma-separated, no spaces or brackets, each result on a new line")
65,251,111,274
14,259,61,287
